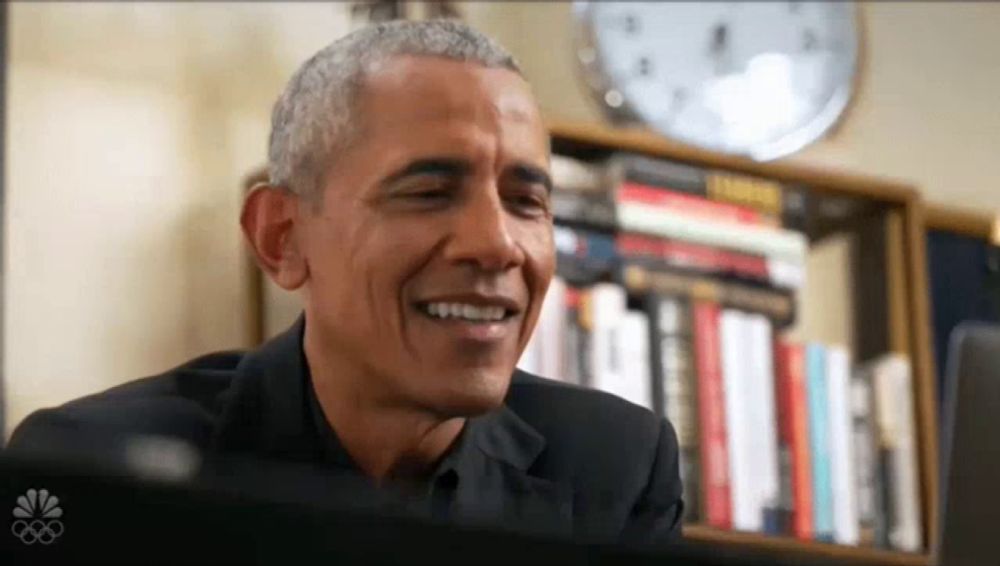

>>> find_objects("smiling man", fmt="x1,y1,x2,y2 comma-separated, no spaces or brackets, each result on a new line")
10,20,683,545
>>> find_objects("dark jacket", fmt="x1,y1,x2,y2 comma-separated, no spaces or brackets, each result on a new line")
9,318,683,546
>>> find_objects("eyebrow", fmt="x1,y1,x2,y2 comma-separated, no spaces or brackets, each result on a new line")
382,158,472,188
381,157,552,192
511,162,553,193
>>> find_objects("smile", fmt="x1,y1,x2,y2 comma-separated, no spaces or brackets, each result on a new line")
419,302,512,322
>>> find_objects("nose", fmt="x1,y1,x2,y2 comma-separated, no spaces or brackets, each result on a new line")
444,187,524,272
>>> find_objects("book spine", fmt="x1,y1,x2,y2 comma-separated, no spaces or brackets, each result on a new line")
617,233,787,288
779,341,814,540
706,172,784,218
806,343,834,542
588,283,628,398
617,182,767,226
562,286,583,386
614,153,707,195
617,202,807,264
619,310,653,411
554,225,618,284
622,264,795,325
827,346,860,545
721,310,753,531
873,355,923,552
576,288,595,388
552,191,617,230
693,301,731,529
850,365,885,546
537,276,566,381
658,296,701,523
747,314,780,535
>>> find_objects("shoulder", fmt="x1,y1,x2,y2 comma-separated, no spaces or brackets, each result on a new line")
7,351,245,453
505,370,675,480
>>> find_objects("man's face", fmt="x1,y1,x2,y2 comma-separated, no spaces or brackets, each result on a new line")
297,55,554,417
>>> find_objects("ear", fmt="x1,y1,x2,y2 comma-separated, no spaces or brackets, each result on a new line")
240,184,308,291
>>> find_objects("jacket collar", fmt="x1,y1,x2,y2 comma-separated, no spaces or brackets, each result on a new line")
211,315,547,474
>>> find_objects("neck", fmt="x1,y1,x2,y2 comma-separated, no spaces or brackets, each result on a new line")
304,325,465,483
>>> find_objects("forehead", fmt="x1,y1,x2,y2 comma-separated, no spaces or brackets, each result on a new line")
353,55,548,157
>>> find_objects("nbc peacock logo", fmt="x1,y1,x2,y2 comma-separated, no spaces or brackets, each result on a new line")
11,488,64,545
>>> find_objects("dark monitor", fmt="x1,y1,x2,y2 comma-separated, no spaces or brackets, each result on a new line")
938,323,1000,566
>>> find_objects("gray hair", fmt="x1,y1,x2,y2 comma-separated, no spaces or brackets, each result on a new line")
267,19,522,200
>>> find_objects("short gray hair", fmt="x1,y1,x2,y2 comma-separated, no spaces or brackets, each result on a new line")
267,19,522,199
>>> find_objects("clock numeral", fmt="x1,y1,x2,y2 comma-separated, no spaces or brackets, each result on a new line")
636,56,653,78
622,13,640,35
803,29,818,52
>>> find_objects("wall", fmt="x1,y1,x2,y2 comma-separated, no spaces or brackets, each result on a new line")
3,2,347,435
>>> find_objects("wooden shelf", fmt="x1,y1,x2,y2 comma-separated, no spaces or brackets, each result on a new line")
924,203,996,243
683,525,930,566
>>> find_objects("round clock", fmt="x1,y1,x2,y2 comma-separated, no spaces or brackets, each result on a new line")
573,2,861,160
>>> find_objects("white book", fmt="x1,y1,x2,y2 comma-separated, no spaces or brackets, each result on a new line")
588,283,628,398
721,309,755,531
618,310,653,410
536,276,567,381
745,314,779,532
827,345,860,545
617,201,808,264
873,354,923,552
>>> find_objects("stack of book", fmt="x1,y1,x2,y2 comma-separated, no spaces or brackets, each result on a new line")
518,153,924,552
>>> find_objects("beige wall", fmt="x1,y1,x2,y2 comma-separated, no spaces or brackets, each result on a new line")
5,2,999,434
4,2,346,434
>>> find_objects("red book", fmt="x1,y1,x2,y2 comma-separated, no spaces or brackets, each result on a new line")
776,341,814,540
616,233,769,282
617,181,768,226
692,301,731,529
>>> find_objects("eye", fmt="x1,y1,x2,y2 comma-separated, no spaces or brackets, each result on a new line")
505,188,550,218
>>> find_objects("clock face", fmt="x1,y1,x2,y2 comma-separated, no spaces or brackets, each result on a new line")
574,2,860,160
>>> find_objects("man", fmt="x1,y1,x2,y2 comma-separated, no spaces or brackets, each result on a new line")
10,19,683,545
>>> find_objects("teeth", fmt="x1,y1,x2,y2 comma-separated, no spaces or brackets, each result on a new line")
422,302,507,322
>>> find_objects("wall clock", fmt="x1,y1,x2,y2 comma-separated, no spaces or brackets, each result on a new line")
573,2,861,160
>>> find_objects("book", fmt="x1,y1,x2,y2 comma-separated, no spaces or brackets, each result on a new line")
617,232,804,290
806,343,834,542
587,283,627,399
535,276,567,382
617,201,808,264
562,286,585,386
870,354,923,552
692,301,731,529
746,314,780,534
721,310,754,531
552,191,616,230
826,345,860,545
618,310,653,410
610,153,706,195
651,295,700,523
706,171,784,218
622,264,796,325
551,154,607,194
553,225,618,284
775,340,814,540
617,182,767,227
851,363,888,547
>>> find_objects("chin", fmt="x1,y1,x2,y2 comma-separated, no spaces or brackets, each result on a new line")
427,367,511,417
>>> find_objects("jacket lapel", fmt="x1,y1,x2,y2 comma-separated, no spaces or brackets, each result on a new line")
211,316,323,462
454,406,575,538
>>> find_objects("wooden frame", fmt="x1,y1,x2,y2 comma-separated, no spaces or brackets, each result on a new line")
546,120,939,566
924,204,996,243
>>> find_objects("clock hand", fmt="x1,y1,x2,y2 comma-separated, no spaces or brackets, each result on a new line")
709,22,732,76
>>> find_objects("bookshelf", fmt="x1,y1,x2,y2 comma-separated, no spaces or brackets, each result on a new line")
546,120,939,566
242,121,940,565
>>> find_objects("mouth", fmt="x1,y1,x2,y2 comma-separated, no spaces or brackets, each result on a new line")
413,294,522,342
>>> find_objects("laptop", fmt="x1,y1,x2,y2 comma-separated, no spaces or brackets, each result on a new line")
938,322,1000,566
